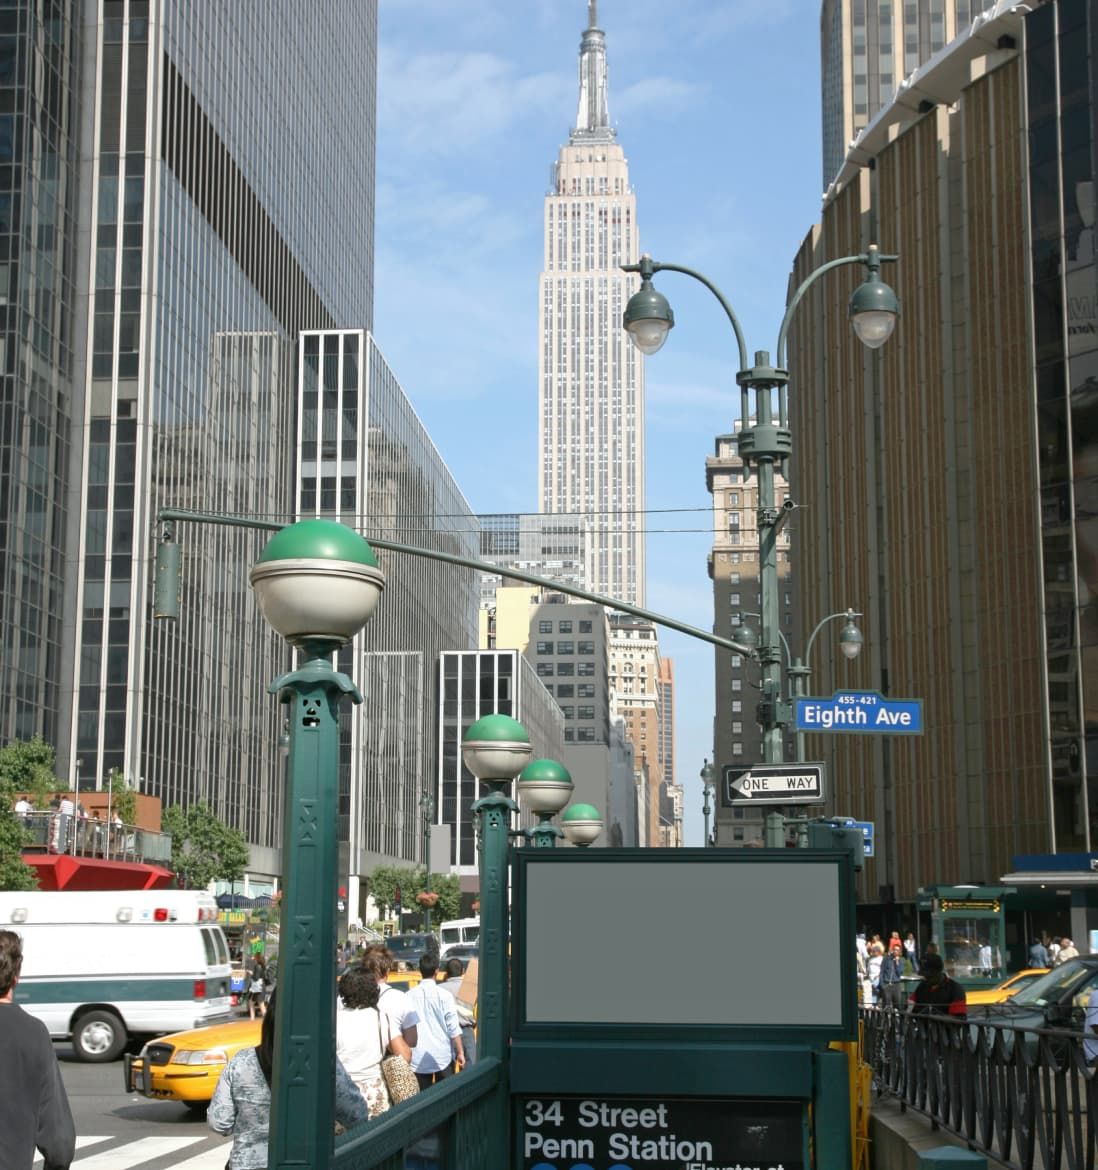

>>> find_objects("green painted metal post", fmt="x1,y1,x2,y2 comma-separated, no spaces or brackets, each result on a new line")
528,814,562,847
472,779,516,1169
268,645,362,1170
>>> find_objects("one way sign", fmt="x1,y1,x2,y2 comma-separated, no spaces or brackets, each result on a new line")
722,763,826,806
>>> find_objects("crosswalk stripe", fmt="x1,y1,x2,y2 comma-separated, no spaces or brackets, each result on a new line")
70,1136,205,1168
33,1136,111,1167
165,1141,233,1170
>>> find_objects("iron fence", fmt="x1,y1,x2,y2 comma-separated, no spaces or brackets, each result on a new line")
331,1058,503,1169
861,1007,1098,1170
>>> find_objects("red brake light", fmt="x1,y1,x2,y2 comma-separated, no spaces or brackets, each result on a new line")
154,908,169,922
194,979,206,999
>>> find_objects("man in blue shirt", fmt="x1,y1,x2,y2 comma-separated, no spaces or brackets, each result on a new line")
406,953,465,1089
1029,937,1050,968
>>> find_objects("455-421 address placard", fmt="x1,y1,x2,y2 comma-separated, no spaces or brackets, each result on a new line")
518,1096,805,1170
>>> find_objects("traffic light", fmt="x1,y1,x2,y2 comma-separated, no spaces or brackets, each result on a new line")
393,885,402,914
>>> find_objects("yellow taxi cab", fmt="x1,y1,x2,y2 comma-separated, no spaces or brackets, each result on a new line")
966,968,1049,1006
124,1017,261,1111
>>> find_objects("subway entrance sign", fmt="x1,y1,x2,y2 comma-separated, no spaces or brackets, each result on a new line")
519,1095,804,1169
722,762,826,805
795,690,923,735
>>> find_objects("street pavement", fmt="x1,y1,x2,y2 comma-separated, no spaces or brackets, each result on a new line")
49,1044,230,1169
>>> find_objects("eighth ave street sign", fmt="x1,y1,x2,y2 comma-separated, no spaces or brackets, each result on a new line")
721,762,826,806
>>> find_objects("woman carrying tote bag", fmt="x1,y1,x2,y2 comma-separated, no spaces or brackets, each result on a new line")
335,967,415,1117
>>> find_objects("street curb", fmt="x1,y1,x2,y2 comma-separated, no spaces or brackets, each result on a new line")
870,1095,972,1170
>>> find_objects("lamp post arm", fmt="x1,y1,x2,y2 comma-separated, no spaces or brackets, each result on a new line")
622,257,749,371
156,507,757,656
775,249,899,368
802,609,860,674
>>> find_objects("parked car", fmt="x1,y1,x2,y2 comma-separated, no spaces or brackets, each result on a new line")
967,956,1098,1058
384,932,439,971
966,968,1049,1007
123,1017,261,1111
441,943,478,972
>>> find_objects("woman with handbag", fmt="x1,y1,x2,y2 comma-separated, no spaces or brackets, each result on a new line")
336,967,415,1117
246,954,267,1021
209,990,367,1167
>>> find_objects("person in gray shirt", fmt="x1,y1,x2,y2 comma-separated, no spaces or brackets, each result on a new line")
209,990,368,1168
0,929,75,1170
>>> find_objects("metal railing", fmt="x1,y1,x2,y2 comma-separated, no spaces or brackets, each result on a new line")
19,810,172,866
332,1058,503,1169
862,1006,1098,1170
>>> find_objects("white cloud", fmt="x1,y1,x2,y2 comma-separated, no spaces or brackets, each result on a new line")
614,76,705,120
378,49,570,156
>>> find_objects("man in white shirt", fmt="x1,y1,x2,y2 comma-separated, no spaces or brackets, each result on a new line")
407,953,464,1089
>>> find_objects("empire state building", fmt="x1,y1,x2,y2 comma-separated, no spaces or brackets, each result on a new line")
538,2,645,607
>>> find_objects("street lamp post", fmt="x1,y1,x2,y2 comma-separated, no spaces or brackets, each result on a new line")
700,759,714,846
516,758,573,847
461,714,532,1169
622,247,897,767
738,608,864,762
419,790,436,930
248,519,385,1170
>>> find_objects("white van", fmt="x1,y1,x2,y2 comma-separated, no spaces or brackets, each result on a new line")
438,916,480,957
0,889,233,1061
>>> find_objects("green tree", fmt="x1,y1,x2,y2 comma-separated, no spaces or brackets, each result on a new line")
0,735,59,808
106,768,138,825
161,801,250,890
366,865,461,924
0,738,53,889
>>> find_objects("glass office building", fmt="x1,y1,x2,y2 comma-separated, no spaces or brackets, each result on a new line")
298,330,480,917
0,4,481,882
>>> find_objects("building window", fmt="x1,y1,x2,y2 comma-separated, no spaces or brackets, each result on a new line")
557,684,574,698
578,640,594,654
732,679,741,691
558,620,573,633
576,662,594,676
578,727,596,742
732,721,742,733
579,620,592,633
557,663,575,676
561,706,575,719
730,593,740,605
536,663,554,677
564,728,575,742
557,640,574,654
538,620,552,634
536,641,553,654
577,683,595,698
733,828,745,842
732,741,743,755
578,706,595,720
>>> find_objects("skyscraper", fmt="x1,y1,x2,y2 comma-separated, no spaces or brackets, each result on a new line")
538,1,645,608
820,0,999,191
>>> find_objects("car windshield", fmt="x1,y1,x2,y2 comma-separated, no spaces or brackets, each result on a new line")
1010,961,1095,1006
388,936,428,957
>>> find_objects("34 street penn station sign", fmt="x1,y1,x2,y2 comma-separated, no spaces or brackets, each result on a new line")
794,690,923,735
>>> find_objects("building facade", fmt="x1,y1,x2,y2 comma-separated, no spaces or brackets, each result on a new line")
790,0,1092,904
820,0,999,190
608,614,664,846
0,1,378,844
437,649,565,885
538,2,646,608
294,330,481,921
706,429,795,846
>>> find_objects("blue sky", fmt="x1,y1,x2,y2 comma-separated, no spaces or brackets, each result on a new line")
374,0,824,846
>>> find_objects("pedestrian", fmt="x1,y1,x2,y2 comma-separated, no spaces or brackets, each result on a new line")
336,967,412,1118
878,944,906,1008
903,932,918,967
0,928,76,1170
908,952,966,1019
866,942,885,1003
437,957,476,1065
358,945,419,1051
406,953,464,1089
13,794,31,825
56,794,74,854
1049,937,1062,965
1056,937,1079,965
1029,936,1050,968
246,953,267,1020
209,990,367,1166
